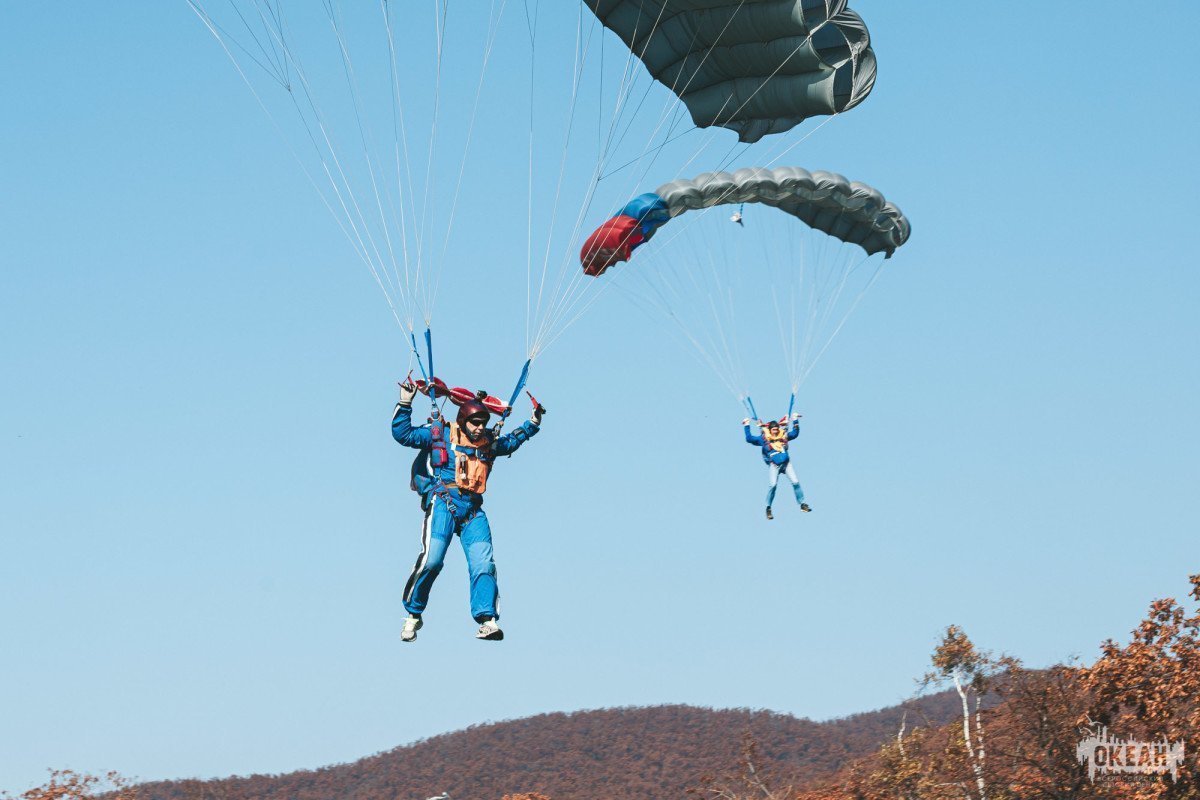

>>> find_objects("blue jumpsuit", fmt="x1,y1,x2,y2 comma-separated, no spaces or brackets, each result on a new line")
745,422,805,508
392,404,539,622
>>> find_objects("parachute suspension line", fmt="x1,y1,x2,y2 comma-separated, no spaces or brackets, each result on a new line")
801,237,862,375
232,0,290,87
793,232,829,380
644,2,767,185
527,8,662,361
763,113,840,170
772,290,798,394
587,3,758,298
598,80,684,179
530,272,621,357
599,0,831,187
249,0,410,326
791,221,804,389
702,14,834,150
744,396,759,421
786,392,795,420
596,0,750,182
795,253,885,387
593,2,669,174
411,0,450,325
428,0,510,318
767,217,806,392
186,0,410,333
616,207,747,400
323,0,412,326
694,225,749,398
534,2,651,311
598,0,711,176
381,0,419,317
615,277,745,401
768,223,885,391
595,118,695,181
532,4,627,361
191,0,289,89
278,13,414,329
522,0,539,355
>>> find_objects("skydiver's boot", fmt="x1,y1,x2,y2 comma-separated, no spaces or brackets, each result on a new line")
765,506,773,520
401,614,422,643
800,503,812,513
476,618,504,641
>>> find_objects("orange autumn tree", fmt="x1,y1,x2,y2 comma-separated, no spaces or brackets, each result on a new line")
2,771,138,800
688,733,799,800
1079,572,1200,799
798,575,1200,800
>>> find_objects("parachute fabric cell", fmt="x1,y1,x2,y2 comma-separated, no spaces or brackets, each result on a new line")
654,167,909,257
584,0,878,142
581,216,646,276
580,165,911,403
618,193,672,241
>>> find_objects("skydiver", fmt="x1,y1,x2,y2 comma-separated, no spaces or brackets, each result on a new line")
743,414,809,520
392,380,544,642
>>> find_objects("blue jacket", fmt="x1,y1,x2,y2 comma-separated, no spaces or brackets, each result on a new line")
393,404,539,508
745,422,799,466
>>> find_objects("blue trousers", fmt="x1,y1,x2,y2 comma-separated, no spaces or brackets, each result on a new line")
767,461,804,507
402,495,499,622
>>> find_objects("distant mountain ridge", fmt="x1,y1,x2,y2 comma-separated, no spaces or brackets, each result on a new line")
139,696,963,800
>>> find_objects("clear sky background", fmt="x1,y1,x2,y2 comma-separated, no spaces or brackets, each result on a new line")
2,1,1198,793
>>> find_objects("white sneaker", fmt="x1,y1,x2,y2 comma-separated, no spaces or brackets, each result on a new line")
475,618,503,641
401,615,423,643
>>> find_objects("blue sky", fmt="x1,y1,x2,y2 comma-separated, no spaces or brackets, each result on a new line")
3,1,1199,792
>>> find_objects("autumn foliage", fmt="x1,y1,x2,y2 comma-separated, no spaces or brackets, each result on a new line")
3,771,138,800
19,577,1200,800
782,573,1200,800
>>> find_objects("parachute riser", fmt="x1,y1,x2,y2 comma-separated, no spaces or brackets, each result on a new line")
743,396,759,422
493,358,532,436
409,329,441,420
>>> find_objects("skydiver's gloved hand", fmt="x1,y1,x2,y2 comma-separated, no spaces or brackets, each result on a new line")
790,413,802,422
742,418,752,426
530,403,546,426
398,380,418,407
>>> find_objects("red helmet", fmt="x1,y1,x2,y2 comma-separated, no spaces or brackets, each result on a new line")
457,399,491,426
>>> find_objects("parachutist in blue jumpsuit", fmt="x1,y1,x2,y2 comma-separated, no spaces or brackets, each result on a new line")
744,415,810,520
393,381,542,642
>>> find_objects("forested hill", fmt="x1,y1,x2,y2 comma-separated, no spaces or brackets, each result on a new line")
138,696,962,800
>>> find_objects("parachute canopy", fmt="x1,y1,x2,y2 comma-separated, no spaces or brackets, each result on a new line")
585,0,878,143
581,167,911,276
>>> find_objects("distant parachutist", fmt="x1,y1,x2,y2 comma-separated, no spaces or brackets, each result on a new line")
744,414,810,520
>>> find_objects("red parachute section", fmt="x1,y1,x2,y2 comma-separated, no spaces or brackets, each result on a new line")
580,215,644,277
414,377,509,416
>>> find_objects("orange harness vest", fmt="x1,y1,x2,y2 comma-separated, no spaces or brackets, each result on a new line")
448,423,494,494
763,426,789,454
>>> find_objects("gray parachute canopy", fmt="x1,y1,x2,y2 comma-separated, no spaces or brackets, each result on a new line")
655,167,910,257
585,0,877,143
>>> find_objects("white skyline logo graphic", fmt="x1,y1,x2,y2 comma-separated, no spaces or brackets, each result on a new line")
1076,724,1185,782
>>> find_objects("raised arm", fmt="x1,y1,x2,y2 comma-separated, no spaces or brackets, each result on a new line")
743,419,765,446
392,383,433,449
